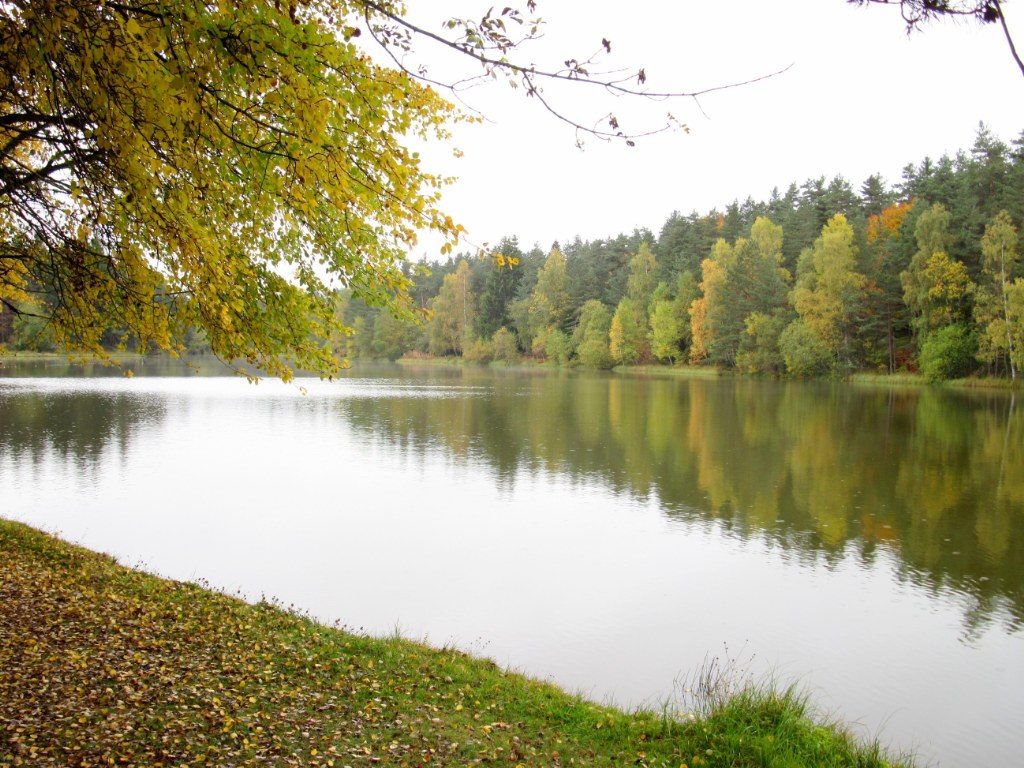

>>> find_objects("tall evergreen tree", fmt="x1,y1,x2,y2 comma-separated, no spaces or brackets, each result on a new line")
863,202,914,372
476,238,524,339
860,174,895,218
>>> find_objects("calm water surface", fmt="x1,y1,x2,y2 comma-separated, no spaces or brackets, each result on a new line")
1,357,1022,768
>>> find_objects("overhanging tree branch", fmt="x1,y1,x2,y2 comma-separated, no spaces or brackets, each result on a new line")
849,0,1024,77
358,0,793,144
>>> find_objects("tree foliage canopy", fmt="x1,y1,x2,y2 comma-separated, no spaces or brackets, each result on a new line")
1,0,460,378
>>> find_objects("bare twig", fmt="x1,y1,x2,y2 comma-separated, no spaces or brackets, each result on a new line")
358,0,792,143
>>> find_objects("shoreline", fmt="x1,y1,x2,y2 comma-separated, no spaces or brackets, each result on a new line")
4,350,1018,391
396,355,1021,389
0,519,912,768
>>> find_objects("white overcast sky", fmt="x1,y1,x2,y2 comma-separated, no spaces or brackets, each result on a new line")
388,1,1024,257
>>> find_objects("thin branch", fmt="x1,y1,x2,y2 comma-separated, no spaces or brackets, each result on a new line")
994,0,1024,77
359,0,791,99
851,0,1022,78
0,296,48,319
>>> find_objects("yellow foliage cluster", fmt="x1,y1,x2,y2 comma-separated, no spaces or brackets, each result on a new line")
688,254,725,363
492,253,520,269
791,214,865,353
1,0,463,378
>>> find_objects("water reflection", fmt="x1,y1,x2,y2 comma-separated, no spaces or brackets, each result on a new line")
0,386,164,468
336,371,1024,634
0,365,1021,635
2,364,1022,768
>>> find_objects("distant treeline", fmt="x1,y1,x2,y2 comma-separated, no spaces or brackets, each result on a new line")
342,123,1024,381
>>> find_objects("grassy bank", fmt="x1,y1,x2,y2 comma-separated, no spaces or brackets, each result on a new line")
848,372,1021,390
394,355,1019,390
613,364,724,379
396,356,557,372
0,521,911,768
395,357,726,379
0,350,147,363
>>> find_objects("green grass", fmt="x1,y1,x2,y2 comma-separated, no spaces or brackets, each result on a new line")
848,371,1021,390
946,376,1021,390
0,350,147,363
613,364,725,379
396,356,557,372
846,372,927,388
0,520,914,767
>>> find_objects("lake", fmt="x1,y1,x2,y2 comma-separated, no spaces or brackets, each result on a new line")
1,357,1021,768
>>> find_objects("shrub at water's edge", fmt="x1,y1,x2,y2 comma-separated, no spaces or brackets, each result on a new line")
0,519,913,768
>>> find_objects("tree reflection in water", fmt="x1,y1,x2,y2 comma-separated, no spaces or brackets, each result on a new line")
337,370,1023,634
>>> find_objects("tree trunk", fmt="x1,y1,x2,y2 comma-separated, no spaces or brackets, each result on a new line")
887,315,895,374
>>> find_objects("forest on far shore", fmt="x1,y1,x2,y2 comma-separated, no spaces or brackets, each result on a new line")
341,123,1024,381
4,124,1023,382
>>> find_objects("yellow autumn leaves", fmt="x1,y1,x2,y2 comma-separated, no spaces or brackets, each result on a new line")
1,0,463,379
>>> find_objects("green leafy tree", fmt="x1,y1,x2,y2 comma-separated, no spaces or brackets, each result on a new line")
329,293,353,359
974,211,1020,377
649,280,672,311
572,300,608,348
791,214,866,369
542,327,572,365
863,202,914,372
736,311,788,374
919,324,978,381
779,319,833,376
1007,279,1024,373
648,274,698,365
674,271,699,349
352,316,375,359
462,336,494,363
530,250,572,330
609,297,647,365
576,335,613,369
373,312,420,361
476,239,524,339
428,260,475,356
8,301,56,351
491,327,518,363
649,300,686,363
902,203,975,340
508,298,536,353
699,218,791,366
572,300,614,368
626,242,659,311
